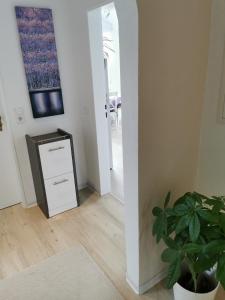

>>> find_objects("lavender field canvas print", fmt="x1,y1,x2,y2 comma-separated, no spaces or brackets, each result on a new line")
15,7,64,118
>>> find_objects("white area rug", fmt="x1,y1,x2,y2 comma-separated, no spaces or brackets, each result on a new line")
0,246,123,300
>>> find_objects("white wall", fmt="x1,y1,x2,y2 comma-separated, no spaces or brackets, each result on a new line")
0,0,139,293
114,0,139,291
137,0,211,292
66,0,101,191
0,75,25,208
88,8,111,195
68,0,139,292
0,0,88,206
196,0,225,196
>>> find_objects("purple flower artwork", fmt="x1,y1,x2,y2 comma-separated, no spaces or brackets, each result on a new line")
15,7,64,118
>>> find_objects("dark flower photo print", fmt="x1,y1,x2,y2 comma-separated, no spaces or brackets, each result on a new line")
15,7,64,118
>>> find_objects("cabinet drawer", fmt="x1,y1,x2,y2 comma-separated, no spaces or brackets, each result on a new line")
44,173,77,216
39,139,73,179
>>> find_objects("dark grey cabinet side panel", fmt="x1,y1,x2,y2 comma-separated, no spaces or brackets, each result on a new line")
26,135,49,217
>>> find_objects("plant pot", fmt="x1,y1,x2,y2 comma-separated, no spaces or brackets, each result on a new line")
173,282,219,300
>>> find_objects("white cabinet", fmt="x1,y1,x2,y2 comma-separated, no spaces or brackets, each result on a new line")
26,129,79,218
44,173,77,217
39,140,73,179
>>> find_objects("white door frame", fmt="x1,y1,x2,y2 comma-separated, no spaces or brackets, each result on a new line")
104,59,113,171
0,73,25,208
88,8,112,195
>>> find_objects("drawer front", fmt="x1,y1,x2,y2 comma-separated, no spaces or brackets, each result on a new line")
44,173,77,216
39,139,73,179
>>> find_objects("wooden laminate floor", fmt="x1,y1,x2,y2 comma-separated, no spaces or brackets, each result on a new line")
0,189,224,300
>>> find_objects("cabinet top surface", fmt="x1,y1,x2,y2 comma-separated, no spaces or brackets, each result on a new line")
27,130,70,144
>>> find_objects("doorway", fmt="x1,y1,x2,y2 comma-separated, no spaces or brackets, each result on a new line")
87,0,139,291
88,2,124,203
0,76,24,209
88,3,124,203
102,3,124,202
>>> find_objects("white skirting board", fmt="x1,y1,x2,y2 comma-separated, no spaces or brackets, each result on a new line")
126,269,167,295
22,202,37,209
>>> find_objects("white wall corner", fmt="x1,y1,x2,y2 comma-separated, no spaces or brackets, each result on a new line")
22,202,37,209
126,269,167,295
78,182,88,190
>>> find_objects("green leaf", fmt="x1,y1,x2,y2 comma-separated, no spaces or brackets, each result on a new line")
192,192,203,204
183,243,202,253
203,240,225,255
152,213,167,243
174,234,186,247
164,192,171,208
152,215,160,236
205,199,225,213
185,257,197,292
217,255,225,289
165,208,176,217
165,258,181,289
161,248,178,263
198,235,207,244
175,215,189,234
195,254,217,274
174,204,189,216
189,214,200,242
197,209,217,223
186,196,196,208
167,216,177,234
163,237,179,250
201,226,223,241
212,202,224,214
152,207,162,217
174,195,186,206
219,215,225,233
205,198,216,207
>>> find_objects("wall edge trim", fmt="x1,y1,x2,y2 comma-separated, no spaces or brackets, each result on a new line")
126,269,167,295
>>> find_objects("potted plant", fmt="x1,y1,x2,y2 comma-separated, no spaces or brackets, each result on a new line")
152,191,225,300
